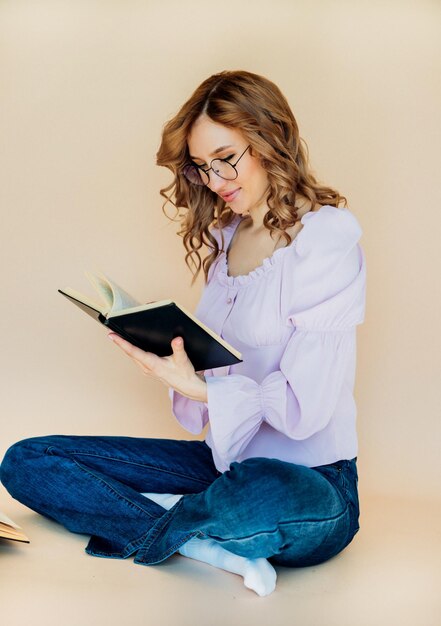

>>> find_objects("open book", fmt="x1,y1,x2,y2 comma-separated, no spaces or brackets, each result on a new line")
58,271,242,372
0,510,30,543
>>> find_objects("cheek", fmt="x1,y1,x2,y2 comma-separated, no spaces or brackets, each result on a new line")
240,162,269,191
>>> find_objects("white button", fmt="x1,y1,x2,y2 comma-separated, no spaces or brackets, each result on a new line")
226,297,232,304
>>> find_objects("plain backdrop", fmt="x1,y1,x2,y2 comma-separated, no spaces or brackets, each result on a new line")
1,0,440,509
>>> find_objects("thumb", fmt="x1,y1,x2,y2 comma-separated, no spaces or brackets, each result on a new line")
171,336,186,357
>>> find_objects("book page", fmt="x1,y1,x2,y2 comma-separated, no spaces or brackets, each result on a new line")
86,271,140,315
109,299,172,317
0,509,21,529
85,271,114,310
0,510,30,542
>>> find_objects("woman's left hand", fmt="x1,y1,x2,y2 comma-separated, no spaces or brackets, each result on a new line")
107,333,207,402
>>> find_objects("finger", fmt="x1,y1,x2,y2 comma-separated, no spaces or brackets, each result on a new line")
108,333,156,369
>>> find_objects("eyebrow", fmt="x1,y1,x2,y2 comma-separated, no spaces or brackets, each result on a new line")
189,145,235,160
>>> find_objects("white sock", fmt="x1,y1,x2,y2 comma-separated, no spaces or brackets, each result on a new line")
141,491,277,597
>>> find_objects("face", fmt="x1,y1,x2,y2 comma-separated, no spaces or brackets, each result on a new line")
187,115,270,217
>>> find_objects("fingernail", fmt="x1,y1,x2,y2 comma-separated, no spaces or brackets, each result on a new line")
107,334,115,342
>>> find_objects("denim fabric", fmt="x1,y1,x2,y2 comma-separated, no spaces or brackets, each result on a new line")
0,435,359,567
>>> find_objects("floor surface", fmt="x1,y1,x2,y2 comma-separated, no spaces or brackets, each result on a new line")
1,484,440,626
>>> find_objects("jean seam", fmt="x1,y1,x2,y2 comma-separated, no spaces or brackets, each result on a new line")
87,530,149,558
135,531,201,566
72,459,158,519
207,504,350,543
313,467,352,509
64,451,214,487
135,500,201,564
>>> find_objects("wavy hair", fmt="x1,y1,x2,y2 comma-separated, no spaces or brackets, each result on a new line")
156,70,347,285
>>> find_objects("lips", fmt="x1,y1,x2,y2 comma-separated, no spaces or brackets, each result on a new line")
220,188,241,202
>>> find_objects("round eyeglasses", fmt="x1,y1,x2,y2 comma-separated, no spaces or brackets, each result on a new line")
182,145,251,186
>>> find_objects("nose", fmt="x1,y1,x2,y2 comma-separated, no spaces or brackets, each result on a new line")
207,172,227,194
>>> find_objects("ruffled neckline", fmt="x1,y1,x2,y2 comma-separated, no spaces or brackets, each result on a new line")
216,205,334,288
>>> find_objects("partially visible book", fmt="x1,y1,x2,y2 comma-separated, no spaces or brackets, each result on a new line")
0,510,30,543
58,271,242,372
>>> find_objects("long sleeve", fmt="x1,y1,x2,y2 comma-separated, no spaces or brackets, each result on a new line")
168,388,209,435
204,209,366,471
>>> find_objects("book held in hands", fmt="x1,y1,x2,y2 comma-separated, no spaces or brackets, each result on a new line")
58,271,242,372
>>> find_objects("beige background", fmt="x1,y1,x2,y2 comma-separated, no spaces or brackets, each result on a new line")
1,0,440,499
0,2,440,624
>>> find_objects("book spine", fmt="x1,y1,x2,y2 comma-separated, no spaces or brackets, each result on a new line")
101,316,142,347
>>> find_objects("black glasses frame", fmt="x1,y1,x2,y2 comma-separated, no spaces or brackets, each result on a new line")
183,145,251,186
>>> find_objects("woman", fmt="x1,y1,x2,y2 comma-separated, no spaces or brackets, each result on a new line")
0,70,366,597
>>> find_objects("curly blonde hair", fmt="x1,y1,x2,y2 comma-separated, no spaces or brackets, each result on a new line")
156,70,347,285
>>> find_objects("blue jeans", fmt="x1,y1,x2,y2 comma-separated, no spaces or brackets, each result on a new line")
0,435,360,567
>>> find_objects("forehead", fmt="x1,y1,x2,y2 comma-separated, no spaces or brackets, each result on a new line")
187,115,243,158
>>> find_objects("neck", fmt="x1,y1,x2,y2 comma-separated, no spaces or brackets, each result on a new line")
239,196,311,231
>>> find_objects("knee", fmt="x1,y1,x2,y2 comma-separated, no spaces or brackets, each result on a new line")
219,457,339,523
208,458,298,526
0,435,56,493
229,458,343,508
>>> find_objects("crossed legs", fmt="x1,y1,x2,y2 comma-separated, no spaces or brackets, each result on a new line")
0,435,356,597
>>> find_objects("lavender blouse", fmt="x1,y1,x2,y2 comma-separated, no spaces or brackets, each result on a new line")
169,205,367,473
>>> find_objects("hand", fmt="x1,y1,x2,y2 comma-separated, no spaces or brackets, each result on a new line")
107,333,208,402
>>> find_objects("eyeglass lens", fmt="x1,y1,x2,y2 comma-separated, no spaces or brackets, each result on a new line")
183,159,238,186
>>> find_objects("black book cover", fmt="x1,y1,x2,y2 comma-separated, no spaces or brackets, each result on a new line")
58,290,242,372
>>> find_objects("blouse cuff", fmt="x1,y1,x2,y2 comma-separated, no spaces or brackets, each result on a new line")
169,388,208,435
205,373,286,463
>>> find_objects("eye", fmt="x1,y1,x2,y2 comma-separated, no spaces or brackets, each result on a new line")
223,154,235,162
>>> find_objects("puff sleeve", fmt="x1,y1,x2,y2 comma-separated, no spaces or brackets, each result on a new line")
204,208,366,471
168,388,209,435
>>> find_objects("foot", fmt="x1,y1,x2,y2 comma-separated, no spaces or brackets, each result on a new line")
243,557,277,596
141,492,277,596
